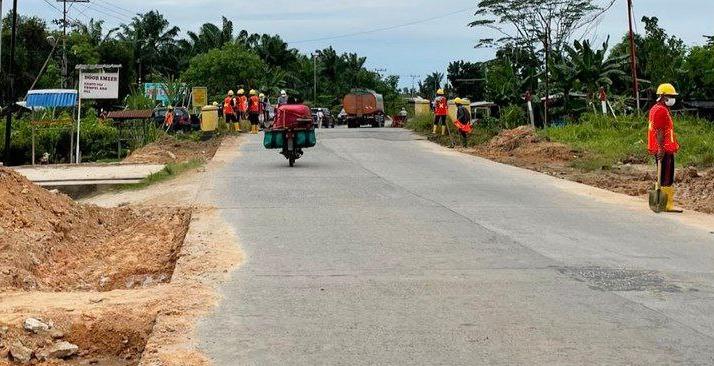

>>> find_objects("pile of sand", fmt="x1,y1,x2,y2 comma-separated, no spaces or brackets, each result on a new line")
123,136,222,165
478,125,576,164
0,168,190,292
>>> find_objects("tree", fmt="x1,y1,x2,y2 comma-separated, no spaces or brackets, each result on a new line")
681,45,714,100
419,72,444,98
447,61,486,101
470,0,616,52
638,16,686,89
253,34,298,69
564,38,628,98
181,44,267,101
179,17,233,58
119,11,180,80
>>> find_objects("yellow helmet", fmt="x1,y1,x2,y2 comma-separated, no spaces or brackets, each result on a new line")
238,89,245,95
249,89,257,96
227,90,234,96
436,89,445,96
656,83,678,96
454,98,469,106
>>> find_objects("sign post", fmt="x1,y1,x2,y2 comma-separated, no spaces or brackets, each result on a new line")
75,64,121,163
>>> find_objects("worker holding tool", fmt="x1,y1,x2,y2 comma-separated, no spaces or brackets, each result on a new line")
453,98,473,148
223,90,237,131
648,83,681,213
432,89,448,135
248,89,261,134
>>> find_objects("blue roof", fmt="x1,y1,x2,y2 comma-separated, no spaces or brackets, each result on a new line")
26,89,78,108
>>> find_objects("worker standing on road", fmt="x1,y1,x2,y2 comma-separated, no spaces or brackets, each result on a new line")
237,89,248,123
433,89,448,135
453,98,473,148
648,83,681,213
224,90,237,131
248,89,261,134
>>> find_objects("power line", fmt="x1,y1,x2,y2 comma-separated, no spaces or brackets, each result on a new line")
93,0,136,17
79,1,131,22
89,0,134,20
289,7,473,44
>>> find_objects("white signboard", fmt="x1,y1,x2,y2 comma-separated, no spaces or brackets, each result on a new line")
79,72,119,99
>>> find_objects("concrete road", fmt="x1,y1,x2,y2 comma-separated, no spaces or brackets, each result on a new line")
198,128,714,365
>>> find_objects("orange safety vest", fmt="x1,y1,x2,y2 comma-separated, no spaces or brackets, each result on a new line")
164,111,174,127
648,102,679,154
238,96,248,112
223,96,234,115
249,95,261,113
434,96,448,116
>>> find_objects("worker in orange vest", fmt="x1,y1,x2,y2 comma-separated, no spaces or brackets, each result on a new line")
223,90,237,131
432,88,448,135
453,98,472,147
164,105,175,132
236,89,248,123
248,89,261,134
648,83,681,213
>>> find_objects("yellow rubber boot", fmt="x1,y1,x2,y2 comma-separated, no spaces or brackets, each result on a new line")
432,125,437,134
441,126,446,135
661,186,679,212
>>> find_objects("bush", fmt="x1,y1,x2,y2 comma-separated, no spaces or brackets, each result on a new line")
499,104,526,129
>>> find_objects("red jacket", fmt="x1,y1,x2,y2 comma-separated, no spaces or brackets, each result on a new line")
434,96,448,116
648,102,679,154
249,95,261,113
223,96,235,115
237,95,248,112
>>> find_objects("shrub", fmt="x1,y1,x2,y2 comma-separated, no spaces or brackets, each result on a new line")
499,105,526,129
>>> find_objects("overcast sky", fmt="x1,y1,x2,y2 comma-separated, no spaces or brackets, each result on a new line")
20,0,714,88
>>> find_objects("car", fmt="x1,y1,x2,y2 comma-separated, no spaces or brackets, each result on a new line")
153,106,199,131
311,107,335,128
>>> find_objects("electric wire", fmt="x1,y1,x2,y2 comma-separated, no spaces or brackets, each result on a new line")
289,7,473,44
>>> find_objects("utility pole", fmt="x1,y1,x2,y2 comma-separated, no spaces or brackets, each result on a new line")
57,0,88,88
543,27,550,128
2,0,17,166
627,0,641,113
408,74,419,97
313,51,318,103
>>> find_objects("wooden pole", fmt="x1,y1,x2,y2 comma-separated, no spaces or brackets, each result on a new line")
627,0,641,113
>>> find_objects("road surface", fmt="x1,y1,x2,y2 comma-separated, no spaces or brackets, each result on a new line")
198,128,714,365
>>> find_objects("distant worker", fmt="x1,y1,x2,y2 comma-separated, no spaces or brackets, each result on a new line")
223,90,237,130
164,105,175,132
237,88,248,122
277,90,288,109
432,89,448,135
316,108,324,128
453,98,473,148
248,89,261,134
648,83,681,213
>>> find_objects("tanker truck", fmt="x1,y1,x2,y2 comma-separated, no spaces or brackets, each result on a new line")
342,89,385,128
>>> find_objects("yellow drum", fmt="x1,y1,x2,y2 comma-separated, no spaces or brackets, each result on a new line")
200,105,219,132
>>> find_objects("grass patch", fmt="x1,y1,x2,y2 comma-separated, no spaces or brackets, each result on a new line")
543,113,714,170
118,159,204,191
406,113,500,147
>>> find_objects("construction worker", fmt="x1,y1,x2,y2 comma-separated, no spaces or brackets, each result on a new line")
648,83,681,213
453,98,473,148
223,90,237,130
248,89,261,134
277,90,288,108
164,105,175,132
432,89,448,135
260,93,271,127
237,88,248,122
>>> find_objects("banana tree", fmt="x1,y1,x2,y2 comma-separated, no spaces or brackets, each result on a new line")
564,38,628,103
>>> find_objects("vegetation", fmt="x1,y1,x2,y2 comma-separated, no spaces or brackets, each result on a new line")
119,159,204,191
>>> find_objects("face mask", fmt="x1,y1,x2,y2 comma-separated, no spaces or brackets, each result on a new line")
665,98,676,107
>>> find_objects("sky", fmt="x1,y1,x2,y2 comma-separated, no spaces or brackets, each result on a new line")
19,0,714,88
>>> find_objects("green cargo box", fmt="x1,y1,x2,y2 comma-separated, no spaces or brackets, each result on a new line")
264,130,316,149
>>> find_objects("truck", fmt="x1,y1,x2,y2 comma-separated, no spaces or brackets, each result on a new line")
342,89,385,128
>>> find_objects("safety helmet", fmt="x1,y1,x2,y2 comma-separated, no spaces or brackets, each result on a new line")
280,90,287,96
167,105,174,110
656,83,678,96
453,98,463,105
249,89,257,96
259,93,265,98
228,90,234,96
212,101,219,106
436,89,445,96
238,89,245,95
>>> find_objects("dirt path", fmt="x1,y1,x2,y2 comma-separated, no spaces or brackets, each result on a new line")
0,136,244,365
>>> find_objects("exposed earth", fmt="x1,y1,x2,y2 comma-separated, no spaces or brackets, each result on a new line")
123,135,224,165
466,126,714,214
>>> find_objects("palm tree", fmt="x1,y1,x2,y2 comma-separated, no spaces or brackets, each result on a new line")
564,38,628,100
118,11,180,79
73,18,117,47
179,17,233,57
253,34,298,69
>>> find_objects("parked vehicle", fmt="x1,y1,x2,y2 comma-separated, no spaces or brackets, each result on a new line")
311,107,335,128
153,106,199,131
342,89,385,128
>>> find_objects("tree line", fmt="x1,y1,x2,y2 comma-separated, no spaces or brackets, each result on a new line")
0,11,403,113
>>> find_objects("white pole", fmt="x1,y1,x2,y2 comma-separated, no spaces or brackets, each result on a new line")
601,100,608,115
527,100,535,128
76,96,81,163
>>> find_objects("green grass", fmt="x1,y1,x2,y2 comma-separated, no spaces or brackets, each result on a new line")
405,113,500,147
543,113,714,170
117,159,204,191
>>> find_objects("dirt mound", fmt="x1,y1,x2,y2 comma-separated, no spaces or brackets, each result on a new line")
488,125,542,151
0,168,190,292
123,135,221,165
476,126,576,165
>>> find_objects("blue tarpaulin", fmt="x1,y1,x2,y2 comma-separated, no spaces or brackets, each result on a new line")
26,89,78,108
